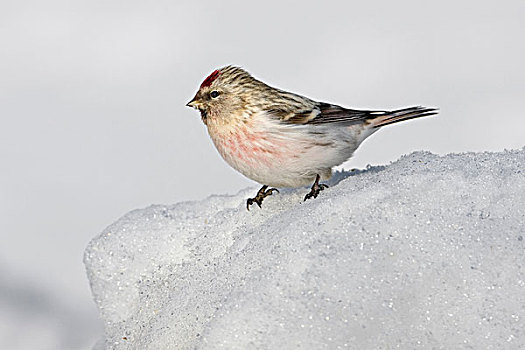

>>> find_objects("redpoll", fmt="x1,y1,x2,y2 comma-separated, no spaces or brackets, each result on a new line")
187,66,437,209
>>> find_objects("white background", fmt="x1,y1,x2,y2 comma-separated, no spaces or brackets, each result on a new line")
1,0,523,348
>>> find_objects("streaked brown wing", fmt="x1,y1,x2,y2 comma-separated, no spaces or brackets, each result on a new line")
308,103,387,125
272,103,437,128
271,103,385,126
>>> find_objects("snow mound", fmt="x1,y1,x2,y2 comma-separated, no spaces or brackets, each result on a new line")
85,149,525,349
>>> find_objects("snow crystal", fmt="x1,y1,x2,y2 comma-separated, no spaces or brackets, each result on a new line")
85,149,525,349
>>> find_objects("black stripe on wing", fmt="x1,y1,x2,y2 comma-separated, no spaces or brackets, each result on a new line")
307,103,387,125
272,103,438,127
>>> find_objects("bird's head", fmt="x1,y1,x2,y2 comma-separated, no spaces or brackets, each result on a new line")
186,66,265,125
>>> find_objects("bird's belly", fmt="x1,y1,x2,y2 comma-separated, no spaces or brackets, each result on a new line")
209,126,298,187
207,123,353,188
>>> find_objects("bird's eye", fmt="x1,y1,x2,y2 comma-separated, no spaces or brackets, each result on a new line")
210,90,220,98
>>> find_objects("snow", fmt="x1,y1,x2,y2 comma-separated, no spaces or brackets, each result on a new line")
85,149,525,349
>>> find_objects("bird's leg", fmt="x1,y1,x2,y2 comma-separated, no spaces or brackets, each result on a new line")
304,174,329,201
247,185,279,210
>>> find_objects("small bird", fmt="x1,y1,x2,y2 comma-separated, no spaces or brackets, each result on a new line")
187,66,437,210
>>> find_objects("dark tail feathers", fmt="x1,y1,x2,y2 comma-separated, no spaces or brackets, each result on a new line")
368,106,438,128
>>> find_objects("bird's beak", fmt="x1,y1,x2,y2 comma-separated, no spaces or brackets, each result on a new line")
186,99,199,108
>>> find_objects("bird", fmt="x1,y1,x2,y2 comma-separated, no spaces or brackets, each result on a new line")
186,66,437,210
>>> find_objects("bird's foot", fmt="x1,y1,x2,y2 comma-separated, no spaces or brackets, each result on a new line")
247,185,279,210
304,174,329,201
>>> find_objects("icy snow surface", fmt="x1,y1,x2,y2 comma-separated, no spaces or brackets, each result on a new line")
85,149,525,349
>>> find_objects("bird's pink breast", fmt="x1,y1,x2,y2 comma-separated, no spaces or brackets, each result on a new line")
206,115,336,187
212,123,282,168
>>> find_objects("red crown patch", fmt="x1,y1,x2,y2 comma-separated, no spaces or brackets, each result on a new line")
200,70,220,88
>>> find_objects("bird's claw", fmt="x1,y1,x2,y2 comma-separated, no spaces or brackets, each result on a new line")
246,186,279,210
304,175,328,202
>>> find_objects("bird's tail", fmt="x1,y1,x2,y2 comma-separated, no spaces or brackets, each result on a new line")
368,106,438,128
